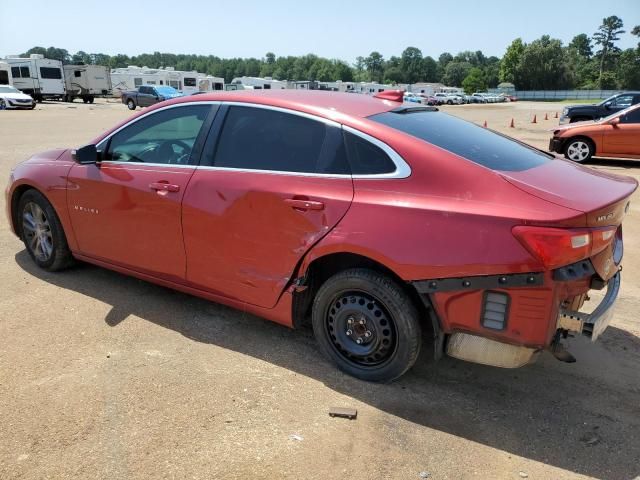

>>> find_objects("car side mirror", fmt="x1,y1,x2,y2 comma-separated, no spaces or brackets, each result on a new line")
609,117,620,126
604,101,612,109
72,144,98,164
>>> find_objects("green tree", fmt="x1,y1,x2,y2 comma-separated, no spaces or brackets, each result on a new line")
442,61,472,86
515,36,572,89
569,34,592,58
422,56,439,82
364,51,384,82
400,47,423,83
617,48,640,89
499,38,525,84
462,67,487,93
593,16,625,87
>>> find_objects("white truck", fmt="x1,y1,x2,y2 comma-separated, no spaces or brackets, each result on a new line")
3,54,66,101
63,65,112,103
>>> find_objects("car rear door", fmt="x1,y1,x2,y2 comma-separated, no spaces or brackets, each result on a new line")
66,102,216,279
601,108,640,156
182,104,354,308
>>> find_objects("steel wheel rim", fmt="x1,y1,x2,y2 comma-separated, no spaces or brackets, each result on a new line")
22,202,53,262
567,141,590,161
325,290,397,368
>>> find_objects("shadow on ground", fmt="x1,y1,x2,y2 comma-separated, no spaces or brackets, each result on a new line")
15,251,640,480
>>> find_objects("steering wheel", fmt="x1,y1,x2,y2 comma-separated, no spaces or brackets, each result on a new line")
157,139,192,165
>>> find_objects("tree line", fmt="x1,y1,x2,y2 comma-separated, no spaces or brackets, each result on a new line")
19,15,640,92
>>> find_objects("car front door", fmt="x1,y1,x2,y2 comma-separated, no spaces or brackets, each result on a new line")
182,104,354,308
601,108,640,156
137,86,154,107
66,103,215,279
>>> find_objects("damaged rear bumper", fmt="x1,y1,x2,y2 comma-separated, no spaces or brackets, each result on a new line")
557,271,620,341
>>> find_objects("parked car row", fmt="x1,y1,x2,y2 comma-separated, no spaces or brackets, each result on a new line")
403,91,516,106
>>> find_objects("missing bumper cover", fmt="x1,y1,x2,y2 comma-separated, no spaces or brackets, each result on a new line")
413,272,543,294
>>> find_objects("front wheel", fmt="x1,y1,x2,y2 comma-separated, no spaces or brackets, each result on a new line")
18,189,74,271
564,138,594,163
127,99,136,110
312,268,422,383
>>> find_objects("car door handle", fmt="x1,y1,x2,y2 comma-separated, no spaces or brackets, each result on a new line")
149,182,180,192
284,198,325,211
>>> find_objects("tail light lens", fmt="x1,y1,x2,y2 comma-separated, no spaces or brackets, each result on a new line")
512,226,618,269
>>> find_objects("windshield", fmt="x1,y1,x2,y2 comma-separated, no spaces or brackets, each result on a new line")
370,110,551,171
0,86,19,93
156,86,179,95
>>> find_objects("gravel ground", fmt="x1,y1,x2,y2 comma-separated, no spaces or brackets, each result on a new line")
1,99,639,480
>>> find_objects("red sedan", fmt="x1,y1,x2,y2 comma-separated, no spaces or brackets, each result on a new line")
5,90,637,382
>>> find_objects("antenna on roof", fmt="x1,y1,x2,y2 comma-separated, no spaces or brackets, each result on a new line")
373,90,405,102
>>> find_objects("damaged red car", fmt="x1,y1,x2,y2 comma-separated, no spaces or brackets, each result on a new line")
5,90,637,382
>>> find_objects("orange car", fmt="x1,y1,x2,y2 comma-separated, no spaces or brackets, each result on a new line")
549,103,640,162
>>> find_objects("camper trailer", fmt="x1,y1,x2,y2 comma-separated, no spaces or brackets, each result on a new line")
3,54,65,101
230,76,287,90
0,61,12,85
110,66,223,96
63,65,112,103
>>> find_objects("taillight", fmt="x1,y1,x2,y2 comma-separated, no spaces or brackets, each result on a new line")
512,226,618,269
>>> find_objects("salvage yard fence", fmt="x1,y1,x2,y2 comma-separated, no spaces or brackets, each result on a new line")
488,89,623,101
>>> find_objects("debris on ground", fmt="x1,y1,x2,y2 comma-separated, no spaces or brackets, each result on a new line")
419,472,431,478
328,407,357,419
518,472,528,478
288,434,304,441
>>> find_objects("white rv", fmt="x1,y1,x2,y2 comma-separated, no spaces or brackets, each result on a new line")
0,61,12,85
230,76,287,90
3,54,66,101
63,65,112,103
110,66,223,96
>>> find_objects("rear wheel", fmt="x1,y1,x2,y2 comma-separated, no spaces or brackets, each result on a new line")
18,190,74,271
127,99,136,110
312,268,421,382
564,137,594,163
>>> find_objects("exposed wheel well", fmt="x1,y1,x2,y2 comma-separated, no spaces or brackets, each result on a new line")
292,252,435,335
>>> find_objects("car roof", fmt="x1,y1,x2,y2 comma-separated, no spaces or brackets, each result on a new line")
171,90,398,119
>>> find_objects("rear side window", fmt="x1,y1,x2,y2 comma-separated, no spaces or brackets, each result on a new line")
212,106,349,174
344,131,396,175
370,111,550,171
40,67,62,79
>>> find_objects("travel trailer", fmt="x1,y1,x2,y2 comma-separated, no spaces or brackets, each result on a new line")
110,66,223,96
0,61,12,85
63,65,112,103
230,76,287,90
3,54,66,101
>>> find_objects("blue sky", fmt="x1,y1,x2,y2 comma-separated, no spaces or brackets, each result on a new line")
1,0,638,62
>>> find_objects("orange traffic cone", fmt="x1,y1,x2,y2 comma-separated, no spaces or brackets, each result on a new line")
509,118,515,128
532,114,537,124
554,111,558,118
544,113,549,120
483,120,487,128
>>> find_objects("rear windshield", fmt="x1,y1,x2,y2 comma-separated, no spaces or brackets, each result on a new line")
369,111,551,171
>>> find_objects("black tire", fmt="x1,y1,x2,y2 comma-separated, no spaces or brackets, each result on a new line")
447,100,453,105
88,96,94,104
18,189,74,271
0,98,6,110
564,137,594,163
312,268,422,383
127,99,136,110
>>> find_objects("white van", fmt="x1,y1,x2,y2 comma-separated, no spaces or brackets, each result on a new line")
3,54,66,101
63,65,112,103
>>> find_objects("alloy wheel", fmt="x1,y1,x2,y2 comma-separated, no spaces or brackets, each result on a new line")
326,291,397,367
566,141,591,162
22,202,53,262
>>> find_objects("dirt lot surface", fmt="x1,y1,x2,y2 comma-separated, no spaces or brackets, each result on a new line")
1,100,639,480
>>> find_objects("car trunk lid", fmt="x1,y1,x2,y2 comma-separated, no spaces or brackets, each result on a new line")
500,158,637,221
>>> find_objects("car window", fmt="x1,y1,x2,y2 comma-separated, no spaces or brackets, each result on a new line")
370,110,550,172
620,109,640,124
343,131,396,175
104,105,210,165
212,106,350,174
613,95,633,107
